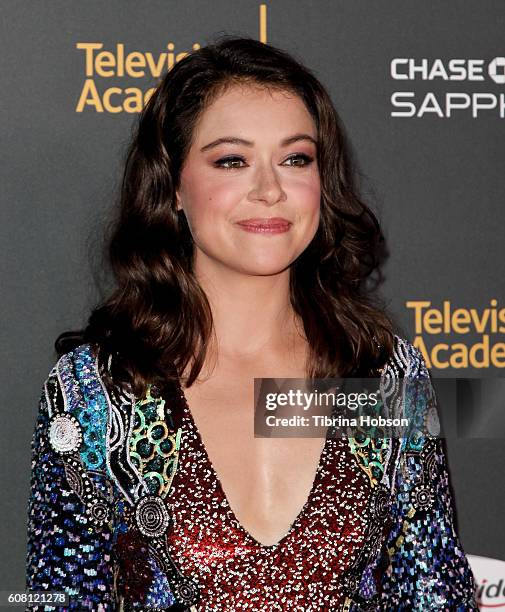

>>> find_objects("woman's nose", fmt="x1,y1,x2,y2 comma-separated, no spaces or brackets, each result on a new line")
248,164,286,205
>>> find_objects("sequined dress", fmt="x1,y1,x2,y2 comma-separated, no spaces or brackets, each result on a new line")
25,335,478,610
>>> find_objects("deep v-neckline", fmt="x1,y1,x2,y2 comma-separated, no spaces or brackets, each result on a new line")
176,378,330,550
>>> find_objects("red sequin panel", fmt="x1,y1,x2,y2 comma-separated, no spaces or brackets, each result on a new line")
165,399,371,611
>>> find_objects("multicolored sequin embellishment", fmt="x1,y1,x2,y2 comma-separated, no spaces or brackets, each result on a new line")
26,336,478,610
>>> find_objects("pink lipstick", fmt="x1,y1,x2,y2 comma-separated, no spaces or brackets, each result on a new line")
235,217,292,234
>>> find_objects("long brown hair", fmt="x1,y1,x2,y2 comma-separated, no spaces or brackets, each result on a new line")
57,34,396,398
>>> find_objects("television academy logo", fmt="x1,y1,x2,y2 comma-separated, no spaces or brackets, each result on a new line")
390,57,505,118
468,554,505,608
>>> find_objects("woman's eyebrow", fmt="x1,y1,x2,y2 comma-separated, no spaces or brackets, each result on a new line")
200,133,318,152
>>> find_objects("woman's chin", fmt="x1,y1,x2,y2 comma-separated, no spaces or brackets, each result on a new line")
237,259,293,276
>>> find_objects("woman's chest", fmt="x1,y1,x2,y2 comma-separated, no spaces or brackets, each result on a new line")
100,361,400,610
180,364,334,546
164,406,374,610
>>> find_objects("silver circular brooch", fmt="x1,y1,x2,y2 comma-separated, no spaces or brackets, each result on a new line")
86,497,110,526
411,483,435,511
174,576,200,606
134,494,171,538
48,414,83,454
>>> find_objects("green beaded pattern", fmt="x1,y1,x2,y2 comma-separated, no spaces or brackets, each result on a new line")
130,384,182,498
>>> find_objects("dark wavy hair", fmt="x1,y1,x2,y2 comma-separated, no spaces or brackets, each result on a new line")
57,34,396,398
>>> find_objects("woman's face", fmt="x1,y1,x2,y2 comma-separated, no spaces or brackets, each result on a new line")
176,83,321,276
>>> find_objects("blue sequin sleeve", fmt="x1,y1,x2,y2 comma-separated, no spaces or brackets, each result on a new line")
25,382,115,611
379,345,478,610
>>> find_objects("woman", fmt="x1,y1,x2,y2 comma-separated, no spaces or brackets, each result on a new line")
26,36,477,610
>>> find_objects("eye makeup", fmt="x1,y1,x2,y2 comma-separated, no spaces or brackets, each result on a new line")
213,153,315,170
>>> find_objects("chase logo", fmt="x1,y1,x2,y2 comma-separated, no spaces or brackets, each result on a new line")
390,56,505,118
467,554,505,608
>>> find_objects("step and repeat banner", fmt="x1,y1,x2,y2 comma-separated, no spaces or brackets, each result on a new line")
1,1,503,606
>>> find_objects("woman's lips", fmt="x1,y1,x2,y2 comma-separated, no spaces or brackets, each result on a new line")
235,217,292,234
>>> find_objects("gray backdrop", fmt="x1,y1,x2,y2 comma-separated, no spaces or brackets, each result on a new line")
1,0,504,598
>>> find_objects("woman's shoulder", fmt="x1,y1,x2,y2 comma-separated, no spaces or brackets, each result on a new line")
45,341,99,381
41,342,112,472
386,333,430,379
385,334,441,442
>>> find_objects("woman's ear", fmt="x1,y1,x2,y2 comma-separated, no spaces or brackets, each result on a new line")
175,191,183,212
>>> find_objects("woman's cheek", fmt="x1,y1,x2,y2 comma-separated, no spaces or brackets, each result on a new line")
288,169,320,197
186,196,227,244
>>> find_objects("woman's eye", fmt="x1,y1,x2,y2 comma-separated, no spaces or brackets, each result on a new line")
283,153,314,167
214,156,246,170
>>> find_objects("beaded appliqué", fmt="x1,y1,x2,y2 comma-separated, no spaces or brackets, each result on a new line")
130,384,182,499
98,357,201,609
135,494,172,538
48,413,82,454
43,349,113,530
